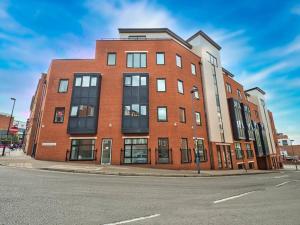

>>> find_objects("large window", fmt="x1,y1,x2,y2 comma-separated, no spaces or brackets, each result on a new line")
191,63,196,75
156,52,165,65
194,139,206,162
233,100,246,139
195,112,201,126
177,80,184,94
70,139,95,160
124,75,147,87
54,107,65,123
123,104,147,117
70,105,94,117
157,107,167,122
124,138,148,164
235,143,243,160
226,83,232,93
193,86,199,99
176,54,182,68
107,53,116,65
58,80,68,93
179,107,186,123
207,52,218,67
156,78,166,92
127,53,147,68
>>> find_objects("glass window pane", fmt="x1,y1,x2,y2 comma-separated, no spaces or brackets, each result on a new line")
75,77,82,86
54,108,64,123
59,80,68,92
157,79,166,92
140,77,147,86
124,106,130,116
79,105,88,117
87,106,94,117
133,53,140,67
107,53,116,65
181,138,188,149
140,105,147,116
82,76,90,87
196,112,201,125
191,64,196,75
156,53,165,64
131,104,139,116
91,77,97,86
125,76,131,86
70,106,78,117
158,107,167,121
140,53,146,67
178,80,183,94
127,53,133,67
179,108,185,122
132,76,139,86
176,55,182,67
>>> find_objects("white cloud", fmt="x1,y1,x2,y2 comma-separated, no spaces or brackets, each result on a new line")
291,5,300,15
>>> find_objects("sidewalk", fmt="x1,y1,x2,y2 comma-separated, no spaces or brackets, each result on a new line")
0,150,280,177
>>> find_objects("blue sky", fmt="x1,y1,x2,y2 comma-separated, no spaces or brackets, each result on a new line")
0,0,300,143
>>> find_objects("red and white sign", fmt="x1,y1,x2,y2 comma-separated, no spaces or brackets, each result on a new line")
9,126,18,134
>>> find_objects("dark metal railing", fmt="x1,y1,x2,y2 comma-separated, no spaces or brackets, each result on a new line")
180,148,192,163
120,148,151,165
193,148,208,162
155,148,173,164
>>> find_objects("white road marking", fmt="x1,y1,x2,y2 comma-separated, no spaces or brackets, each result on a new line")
275,181,291,187
213,191,256,204
273,175,289,179
103,214,160,225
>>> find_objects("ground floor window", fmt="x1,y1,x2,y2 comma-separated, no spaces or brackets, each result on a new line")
194,139,206,162
124,138,148,164
217,145,223,168
235,143,243,160
246,143,254,158
157,138,169,163
70,139,95,160
237,163,244,170
248,162,255,169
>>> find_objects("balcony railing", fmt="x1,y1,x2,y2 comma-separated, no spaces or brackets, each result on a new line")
120,148,151,165
155,148,173,164
180,148,192,163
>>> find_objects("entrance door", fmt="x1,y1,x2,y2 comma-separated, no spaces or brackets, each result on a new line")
227,146,233,169
101,139,112,165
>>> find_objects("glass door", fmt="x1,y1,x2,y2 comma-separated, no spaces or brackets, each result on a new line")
101,139,112,165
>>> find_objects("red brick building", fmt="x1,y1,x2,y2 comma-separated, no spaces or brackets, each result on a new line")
25,28,281,170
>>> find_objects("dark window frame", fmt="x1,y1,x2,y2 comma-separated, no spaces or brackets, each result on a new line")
179,107,186,123
126,52,147,68
156,52,165,65
176,54,182,68
107,52,117,66
157,106,168,122
177,79,184,94
70,139,96,161
191,63,196,75
58,79,69,93
156,78,166,92
195,111,202,126
53,107,65,123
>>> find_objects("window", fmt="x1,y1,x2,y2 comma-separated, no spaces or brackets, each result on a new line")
157,79,166,92
58,80,68,93
107,53,116,65
179,107,186,123
124,138,148,164
70,139,95,160
124,105,130,116
91,77,97,86
181,138,189,163
194,139,206,161
131,104,139,116
207,52,218,67
195,112,201,125
226,83,232,93
158,138,169,163
156,52,165,65
54,107,65,123
124,75,147,87
127,53,147,68
82,76,90,87
140,105,147,116
157,107,167,122
124,105,147,117
177,80,184,94
70,106,78,117
235,143,243,160
128,35,146,40
246,143,254,158
282,140,288,146
75,77,82,86
193,86,199,99
176,54,182,68
237,89,242,99
191,63,196,75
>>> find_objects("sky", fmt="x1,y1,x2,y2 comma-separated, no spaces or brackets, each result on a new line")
0,0,300,143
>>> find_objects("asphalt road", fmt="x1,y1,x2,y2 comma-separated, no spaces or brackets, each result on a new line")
0,167,299,225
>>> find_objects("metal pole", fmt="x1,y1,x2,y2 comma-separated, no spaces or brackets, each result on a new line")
2,98,16,156
290,140,298,171
191,88,200,174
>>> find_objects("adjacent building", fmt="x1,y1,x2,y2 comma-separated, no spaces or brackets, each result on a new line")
24,28,281,170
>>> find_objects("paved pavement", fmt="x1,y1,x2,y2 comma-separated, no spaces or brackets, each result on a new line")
0,150,279,177
0,166,299,225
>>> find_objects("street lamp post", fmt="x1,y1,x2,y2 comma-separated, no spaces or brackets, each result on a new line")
190,87,200,174
2,98,16,156
290,140,298,171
